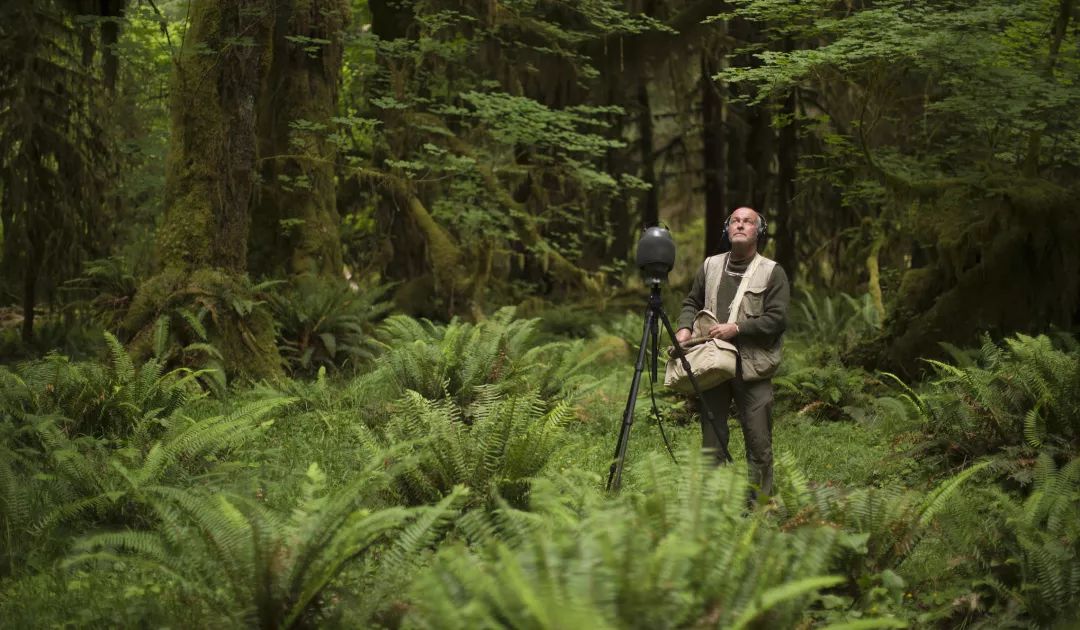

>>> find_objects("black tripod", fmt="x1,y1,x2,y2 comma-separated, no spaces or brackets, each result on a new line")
606,281,732,490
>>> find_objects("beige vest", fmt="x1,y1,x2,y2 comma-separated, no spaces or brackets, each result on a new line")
703,253,783,381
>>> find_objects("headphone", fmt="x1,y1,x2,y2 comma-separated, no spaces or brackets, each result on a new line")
720,208,769,250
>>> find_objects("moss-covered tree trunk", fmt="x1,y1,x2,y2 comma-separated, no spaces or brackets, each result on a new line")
248,0,347,278
125,0,283,381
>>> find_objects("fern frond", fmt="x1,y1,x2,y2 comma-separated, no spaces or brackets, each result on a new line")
104,332,135,384
918,461,991,528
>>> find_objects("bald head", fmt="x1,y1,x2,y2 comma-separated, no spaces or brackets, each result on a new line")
726,207,764,259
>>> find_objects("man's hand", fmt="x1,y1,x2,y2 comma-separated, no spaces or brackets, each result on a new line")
675,328,692,345
707,323,739,340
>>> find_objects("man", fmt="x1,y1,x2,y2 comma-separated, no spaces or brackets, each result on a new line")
675,206,790,499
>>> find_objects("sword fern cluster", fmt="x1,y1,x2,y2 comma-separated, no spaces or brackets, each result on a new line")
408,451,846,629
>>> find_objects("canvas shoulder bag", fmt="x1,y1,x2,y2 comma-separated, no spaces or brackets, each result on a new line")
663,254,762,394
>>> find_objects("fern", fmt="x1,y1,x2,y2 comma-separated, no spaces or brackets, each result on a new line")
31,397,292,530
0,333,211,438
407,450,854,629
374,388,572,508
372,308,601,409
68,462,461,629
893,333,1080,467
266,276,392,376
774,452,990,585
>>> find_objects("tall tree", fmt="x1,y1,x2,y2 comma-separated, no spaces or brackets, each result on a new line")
125,0,282,380
723,0,1080,372
248,0,348,279
701,41,727,257
0,1,111,342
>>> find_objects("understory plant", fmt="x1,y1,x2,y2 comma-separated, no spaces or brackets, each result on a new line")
68,462,467,629
361,388,574,508
406,451,854,629
372,307,605,407
266,276,392,376
886,333,1080,468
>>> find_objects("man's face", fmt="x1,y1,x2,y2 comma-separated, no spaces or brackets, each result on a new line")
727,208,759,246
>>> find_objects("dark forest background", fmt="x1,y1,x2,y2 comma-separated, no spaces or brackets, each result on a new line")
3,0,1077,374
2,1,1079,628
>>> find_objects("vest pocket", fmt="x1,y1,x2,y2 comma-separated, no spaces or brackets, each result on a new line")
742,289,766,317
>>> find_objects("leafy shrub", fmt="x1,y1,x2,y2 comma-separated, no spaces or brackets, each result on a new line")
901,454,1080,628
372,307,602,407
774,454,990,585
267,276,392,376
69,463,466,629
364,388,573,508
790,290,880,352
146,307,227,393
0,332,205,437
407,451,852,629
886,334,1080,466
28,395,292,530
775,362,876,420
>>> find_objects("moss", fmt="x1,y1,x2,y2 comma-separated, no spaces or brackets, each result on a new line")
852,180,1080,376
247,0,347,278
126,268,284,382
126,0,282,383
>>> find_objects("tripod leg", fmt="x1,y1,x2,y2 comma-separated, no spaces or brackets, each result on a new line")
607,306,656,491
656,308,733,463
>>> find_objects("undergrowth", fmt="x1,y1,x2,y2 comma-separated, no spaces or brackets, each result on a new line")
1,304,1077,628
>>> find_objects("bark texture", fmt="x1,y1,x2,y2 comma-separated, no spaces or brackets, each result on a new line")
126,0,282,381
249,0,348,278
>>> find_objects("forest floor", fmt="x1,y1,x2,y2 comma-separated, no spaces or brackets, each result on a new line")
1,300,1076,628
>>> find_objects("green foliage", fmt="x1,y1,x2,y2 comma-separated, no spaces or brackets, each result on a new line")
888,334,1080,467
775,454,991,591
0,332,205,437
62,257,139,331
776,363,876,421
147,307,227,393
372,307,602,407
28,395,292,530
69,462,463,629
367,388,573,508
407,451,849,629
903,455,1080,627
343,0,664,302
791,290,881,354
266,276,392,376
985,454,1080,626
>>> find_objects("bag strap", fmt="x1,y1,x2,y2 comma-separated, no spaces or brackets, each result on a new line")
704,253,725,314
726,254,762,324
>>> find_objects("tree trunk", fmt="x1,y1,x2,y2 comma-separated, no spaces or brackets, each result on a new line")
702,48,727,256
249,0,347,278
775,83,798,282
1023,0,1072,175
638,80,659,228
21,260,36,344
125,0,282,381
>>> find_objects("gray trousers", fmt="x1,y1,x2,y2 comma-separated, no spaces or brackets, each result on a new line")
699,377,774,498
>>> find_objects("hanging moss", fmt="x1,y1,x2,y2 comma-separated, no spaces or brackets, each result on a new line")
850,179,1080,376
